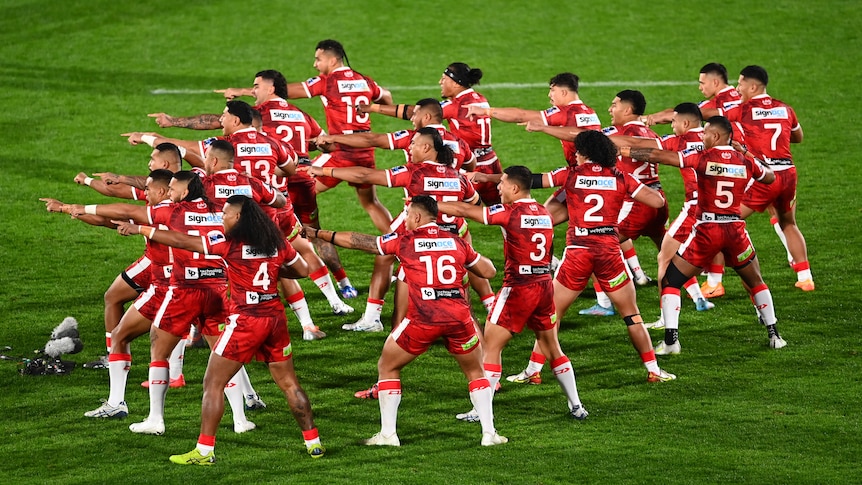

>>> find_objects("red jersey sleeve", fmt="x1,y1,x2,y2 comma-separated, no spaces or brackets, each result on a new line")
482,203,511,226
376,232,400,256
301,76,325,98
384,165,411,188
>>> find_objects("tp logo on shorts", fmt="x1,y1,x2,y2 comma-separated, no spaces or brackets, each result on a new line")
246,291,260,304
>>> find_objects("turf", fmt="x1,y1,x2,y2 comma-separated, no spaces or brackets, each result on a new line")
1,1,860,483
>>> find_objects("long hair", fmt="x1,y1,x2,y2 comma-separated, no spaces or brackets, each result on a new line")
574,131,618,168
224,195,285,255
173,170,209,203
416,126,454,167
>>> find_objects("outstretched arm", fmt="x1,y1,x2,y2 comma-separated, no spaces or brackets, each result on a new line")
524,121,582,141
298,165,388,186
41,198,118,227
148,112,221,130
114,221,204,252
121,132,204,168
304,227,380,255
466,105,542,123
312,132,390,149
356,103,415,120
74,172,140,198
215,87,253,100
436,201,485,224
619,146,682,167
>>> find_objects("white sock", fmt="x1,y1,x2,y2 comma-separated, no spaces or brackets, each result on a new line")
287,293,314,327
684,278,705,300
107,354,131,407
483,363,502,397
377,379,401,437
310,267,342,307
550,356,582,410
481,294,495,314
751,286,777,325
596,291,612,309
468,378,495,435
168,338,186,380
224,370,248,426
364,298,384,322
235,365,255,397
661,288,682,342
146,361,169,422
771,218,793,264
525,349,546,375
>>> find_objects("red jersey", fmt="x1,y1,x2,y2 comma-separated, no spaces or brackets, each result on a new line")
301,66,384,163
699,85,742,114
546,163,648,246
376,223,480,325
150,198,226,288
483,199,554,286
724,94,800,167
386,124,475,170
143,200,175,286
254,97,323,159
202,233,299,316
677,145,770,220
385,162,477,234
203,168,281,220
658,127,705,201
540,100,602,165
199,128,295,193
603,121,661,186
441,89,492,149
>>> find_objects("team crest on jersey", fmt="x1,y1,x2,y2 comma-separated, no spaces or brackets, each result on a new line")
577,113,601,127
520,215,552,228
602,126,619,136
487,204,506,215
242,244,278,259
207,230,226,245
337,79,370,93
705,162,747,178
544,106,561,116
236,143,272,156
270,109,305,122
751,106,788,120
414,238,456,252
381,232,399,243
214,185,252,198
424,178,460,191
185,212,223,225
435,165,446,173
305,76,321,86
391,165,408,174
575,176,617,190
392,130,411,140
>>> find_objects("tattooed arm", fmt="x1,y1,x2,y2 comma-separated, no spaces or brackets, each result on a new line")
305,227,380,254
619,146,682,167
148,113,221,130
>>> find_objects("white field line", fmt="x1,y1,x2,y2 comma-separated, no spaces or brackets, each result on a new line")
151,80,692,95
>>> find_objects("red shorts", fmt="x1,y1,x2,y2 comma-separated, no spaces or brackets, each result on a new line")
390,318,479,356
487,280,555,333
287,176,319,225
212,311,292,364
667,201,697,244
122,255,152,293
134,284,167,319
617,197,668,241
555,242,630,293
277,208,302,242
742,167,797,214
678,220,756,269
472,148,502,205
151,285,228,338
312,150,376,189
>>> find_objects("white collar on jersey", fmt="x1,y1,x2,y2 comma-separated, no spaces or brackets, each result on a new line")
454,88,476,99
513,198,537,203
234,126,257,134
213,168,239,175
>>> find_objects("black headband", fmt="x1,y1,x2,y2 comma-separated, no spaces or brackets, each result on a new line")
444,67,469,87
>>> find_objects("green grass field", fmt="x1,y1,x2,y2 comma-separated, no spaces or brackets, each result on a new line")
1,0,861,483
